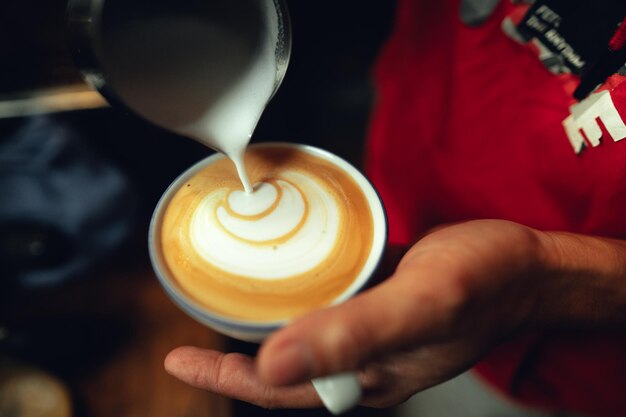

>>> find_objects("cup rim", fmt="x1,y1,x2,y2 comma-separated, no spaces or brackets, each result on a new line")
149,142,388,333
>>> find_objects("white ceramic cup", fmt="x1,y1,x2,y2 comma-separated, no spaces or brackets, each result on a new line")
149,142,387,414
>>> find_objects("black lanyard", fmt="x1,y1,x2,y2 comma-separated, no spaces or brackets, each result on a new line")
515,0,626,100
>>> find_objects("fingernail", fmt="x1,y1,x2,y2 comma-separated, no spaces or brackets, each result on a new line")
264,342,313,386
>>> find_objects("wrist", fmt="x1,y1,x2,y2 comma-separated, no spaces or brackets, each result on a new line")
531,230,626,329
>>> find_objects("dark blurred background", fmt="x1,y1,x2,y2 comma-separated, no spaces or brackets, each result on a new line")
0,1,396,416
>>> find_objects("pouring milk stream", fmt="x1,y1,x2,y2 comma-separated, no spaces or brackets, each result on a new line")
176,0,280,194
94,0,287,194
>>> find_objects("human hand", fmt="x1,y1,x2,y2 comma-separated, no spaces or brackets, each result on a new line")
163,220,581,408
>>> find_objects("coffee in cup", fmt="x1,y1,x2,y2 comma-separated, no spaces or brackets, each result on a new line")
150,142,387,335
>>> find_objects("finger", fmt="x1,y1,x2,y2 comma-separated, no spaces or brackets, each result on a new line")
256,252,466,386
164,346,321,409
358,360,419,408
356,339,482,408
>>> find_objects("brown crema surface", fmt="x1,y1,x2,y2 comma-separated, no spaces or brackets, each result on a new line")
159,146,374,322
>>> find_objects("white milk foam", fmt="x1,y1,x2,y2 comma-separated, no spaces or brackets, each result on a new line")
189,171,340,280
219,181,304,241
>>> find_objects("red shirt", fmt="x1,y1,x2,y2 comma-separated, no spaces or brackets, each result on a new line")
365,1,626,416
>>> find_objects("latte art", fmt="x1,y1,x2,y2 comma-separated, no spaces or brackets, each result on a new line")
191,175,340,279
160,146,377,322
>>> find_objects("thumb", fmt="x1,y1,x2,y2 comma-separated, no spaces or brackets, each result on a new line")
256,255,461,386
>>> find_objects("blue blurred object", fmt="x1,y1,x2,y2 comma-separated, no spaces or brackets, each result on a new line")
0,116,137,288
